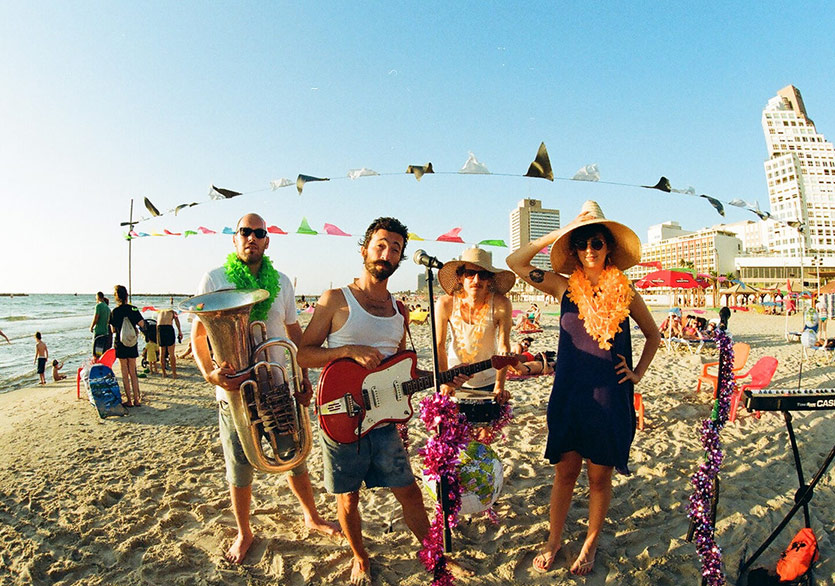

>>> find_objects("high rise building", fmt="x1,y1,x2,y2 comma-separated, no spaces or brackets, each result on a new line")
510,199,560,271
762,85,835,257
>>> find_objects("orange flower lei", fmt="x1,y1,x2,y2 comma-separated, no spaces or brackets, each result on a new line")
567,266,634,350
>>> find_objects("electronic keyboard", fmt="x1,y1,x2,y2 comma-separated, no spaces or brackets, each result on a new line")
744,388,835,411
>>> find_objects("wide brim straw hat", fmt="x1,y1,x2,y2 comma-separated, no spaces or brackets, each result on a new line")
549,200,642,274
438,246,517,295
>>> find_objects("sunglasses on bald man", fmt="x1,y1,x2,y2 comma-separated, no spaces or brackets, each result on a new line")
238,227,268,239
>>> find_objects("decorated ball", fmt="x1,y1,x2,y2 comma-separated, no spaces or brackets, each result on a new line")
423,441,504,516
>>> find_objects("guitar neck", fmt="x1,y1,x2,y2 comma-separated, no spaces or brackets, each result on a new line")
405,358,495,396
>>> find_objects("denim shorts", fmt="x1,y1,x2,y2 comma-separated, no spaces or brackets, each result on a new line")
319,424,414,494
218,401,306,487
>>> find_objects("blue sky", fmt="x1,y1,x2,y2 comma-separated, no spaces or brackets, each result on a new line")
1,2,833,295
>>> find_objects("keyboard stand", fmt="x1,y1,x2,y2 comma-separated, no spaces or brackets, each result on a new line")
739,411,835,578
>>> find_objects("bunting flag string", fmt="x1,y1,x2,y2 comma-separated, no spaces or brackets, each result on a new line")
124,217,510,250
132,141,798,232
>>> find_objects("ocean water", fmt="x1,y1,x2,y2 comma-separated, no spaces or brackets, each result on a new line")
0,294,193,393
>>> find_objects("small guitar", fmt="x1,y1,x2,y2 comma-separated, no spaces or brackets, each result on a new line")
316,350,518,444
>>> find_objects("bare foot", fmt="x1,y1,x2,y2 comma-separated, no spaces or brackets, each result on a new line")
350,557,371,586
533,544,561,573
570,544,596,576
305,516,343,540
225,531,254,564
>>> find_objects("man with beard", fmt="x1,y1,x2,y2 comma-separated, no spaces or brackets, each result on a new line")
299,217,469,586
191,213,340,564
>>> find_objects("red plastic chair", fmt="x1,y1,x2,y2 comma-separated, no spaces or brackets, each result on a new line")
696,342,750,396
634,393,645,431
77,348,118,399
729,356,778,423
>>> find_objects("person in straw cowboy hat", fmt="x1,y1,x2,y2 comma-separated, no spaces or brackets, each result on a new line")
435,246,515,423
506,201,660,576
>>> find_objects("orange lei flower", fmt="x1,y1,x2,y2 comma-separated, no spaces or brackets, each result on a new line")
567,266,634,350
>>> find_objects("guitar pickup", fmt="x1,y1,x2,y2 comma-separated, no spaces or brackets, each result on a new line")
361,388,372,410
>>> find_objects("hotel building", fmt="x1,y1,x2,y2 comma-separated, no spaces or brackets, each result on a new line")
509,199,560,271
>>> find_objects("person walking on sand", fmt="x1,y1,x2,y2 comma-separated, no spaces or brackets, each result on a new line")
298,217,471,586
90,291,112,356
156,307,182,378
109,285,145,407
34,332,48,384
506,201,660,576
191,212,341,565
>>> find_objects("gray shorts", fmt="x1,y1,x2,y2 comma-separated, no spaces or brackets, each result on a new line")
218,401,306,487
319,424,414,494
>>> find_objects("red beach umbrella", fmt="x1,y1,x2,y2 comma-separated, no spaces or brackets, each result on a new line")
635,269,704,290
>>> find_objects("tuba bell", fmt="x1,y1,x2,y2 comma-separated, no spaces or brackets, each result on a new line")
180,288,312,473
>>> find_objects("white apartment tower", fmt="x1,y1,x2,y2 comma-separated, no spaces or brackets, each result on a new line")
510,199,560,271
762,85,835,257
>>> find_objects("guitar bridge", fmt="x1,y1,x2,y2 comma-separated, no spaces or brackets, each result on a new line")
344,393,363,417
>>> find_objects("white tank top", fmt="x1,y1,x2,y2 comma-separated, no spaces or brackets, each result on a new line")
327,287,404,358
448,294,497,389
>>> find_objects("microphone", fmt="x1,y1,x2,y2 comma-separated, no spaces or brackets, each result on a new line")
413,249,444,269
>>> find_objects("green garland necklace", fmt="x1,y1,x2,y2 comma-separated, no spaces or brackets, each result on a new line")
224,253,281,322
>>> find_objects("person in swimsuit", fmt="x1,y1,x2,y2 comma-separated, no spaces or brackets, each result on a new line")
156,308,182,378
507,200,660,576
34,332,48,384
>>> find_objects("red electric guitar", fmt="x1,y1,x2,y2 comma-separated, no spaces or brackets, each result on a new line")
316,350,518,444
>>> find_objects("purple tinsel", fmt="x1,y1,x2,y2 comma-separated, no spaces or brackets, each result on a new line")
687,329,736,585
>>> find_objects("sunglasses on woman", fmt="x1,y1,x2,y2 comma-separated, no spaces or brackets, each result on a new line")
238,227,268,239
462,269,493,279
571,237,605,251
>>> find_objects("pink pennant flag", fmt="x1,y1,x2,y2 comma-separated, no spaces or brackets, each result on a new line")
130,230,139,237
323,223,351,236
437,228,465,243
267,225,287,235
198,226,216,234
164,229,182,236
539,245,551,254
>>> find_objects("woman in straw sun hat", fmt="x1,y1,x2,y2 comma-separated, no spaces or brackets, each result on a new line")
506,201,660,576
435,246,515,422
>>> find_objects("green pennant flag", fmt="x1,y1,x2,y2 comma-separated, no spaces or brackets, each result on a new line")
123,233,132,240
184,230,198,237
478,239,507,247
297,217,318,235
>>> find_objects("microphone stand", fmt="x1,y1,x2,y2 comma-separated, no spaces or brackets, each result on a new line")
424,265,453,553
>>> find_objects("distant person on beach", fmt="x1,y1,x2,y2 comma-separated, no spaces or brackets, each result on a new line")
109,285,145,407
299,217,471,585
435,246,514,428
34,332,48,384
90,291,112,356
52,359,67,381
156,308,182,378
507,200,660,576
719,306,731,330
191,212,340,565
142,322,160,375
0,328,9,344
510,337,555,375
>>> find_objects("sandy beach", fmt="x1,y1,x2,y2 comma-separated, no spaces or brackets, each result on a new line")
1,307,834,585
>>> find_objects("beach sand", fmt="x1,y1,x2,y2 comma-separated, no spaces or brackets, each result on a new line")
1,308,834,585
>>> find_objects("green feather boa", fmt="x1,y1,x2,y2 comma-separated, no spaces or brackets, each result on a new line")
224,253,281,322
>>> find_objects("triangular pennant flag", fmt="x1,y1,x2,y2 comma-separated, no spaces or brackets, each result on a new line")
478,239,507,247
296,217,318,235
209,185,242,200
406,162,434,182
524,142,553,181
164,229,182,236
198,226,216,234
150,231,164,237
408,233,425,241
137,232,150,237
700,195,725,216
267,225,287,235
572,163,600,182
671,186,696,195
459,152,490,174
174,202,199,215
747,202,771,221
643,176,671,192
323,223,351,236
296,174,330,195
270,178,294,190
123,233,132,240
222,227,236,235
727,198,749,208
347,168,380,180
184,230,198,237
130,230,139,237
437,227,464,243
144,197,161,217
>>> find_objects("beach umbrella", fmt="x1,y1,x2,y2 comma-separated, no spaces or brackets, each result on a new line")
635,269,704,290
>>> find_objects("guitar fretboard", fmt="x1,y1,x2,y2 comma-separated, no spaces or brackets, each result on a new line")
401,358,495,396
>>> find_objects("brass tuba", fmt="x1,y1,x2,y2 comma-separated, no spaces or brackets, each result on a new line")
180,289,312,473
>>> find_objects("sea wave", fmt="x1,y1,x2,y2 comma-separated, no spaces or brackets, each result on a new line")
2,315,31,322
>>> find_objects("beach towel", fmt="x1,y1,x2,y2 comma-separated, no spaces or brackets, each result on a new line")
81,363,127,419
777,528,818,582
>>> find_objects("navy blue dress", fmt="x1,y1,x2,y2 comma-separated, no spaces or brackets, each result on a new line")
545,293,636,474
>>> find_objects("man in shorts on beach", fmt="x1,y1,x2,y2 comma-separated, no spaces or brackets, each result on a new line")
191,212,340,564
90,291,112,356
156,307,182,378
298,217,470,585
34,332,48,384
